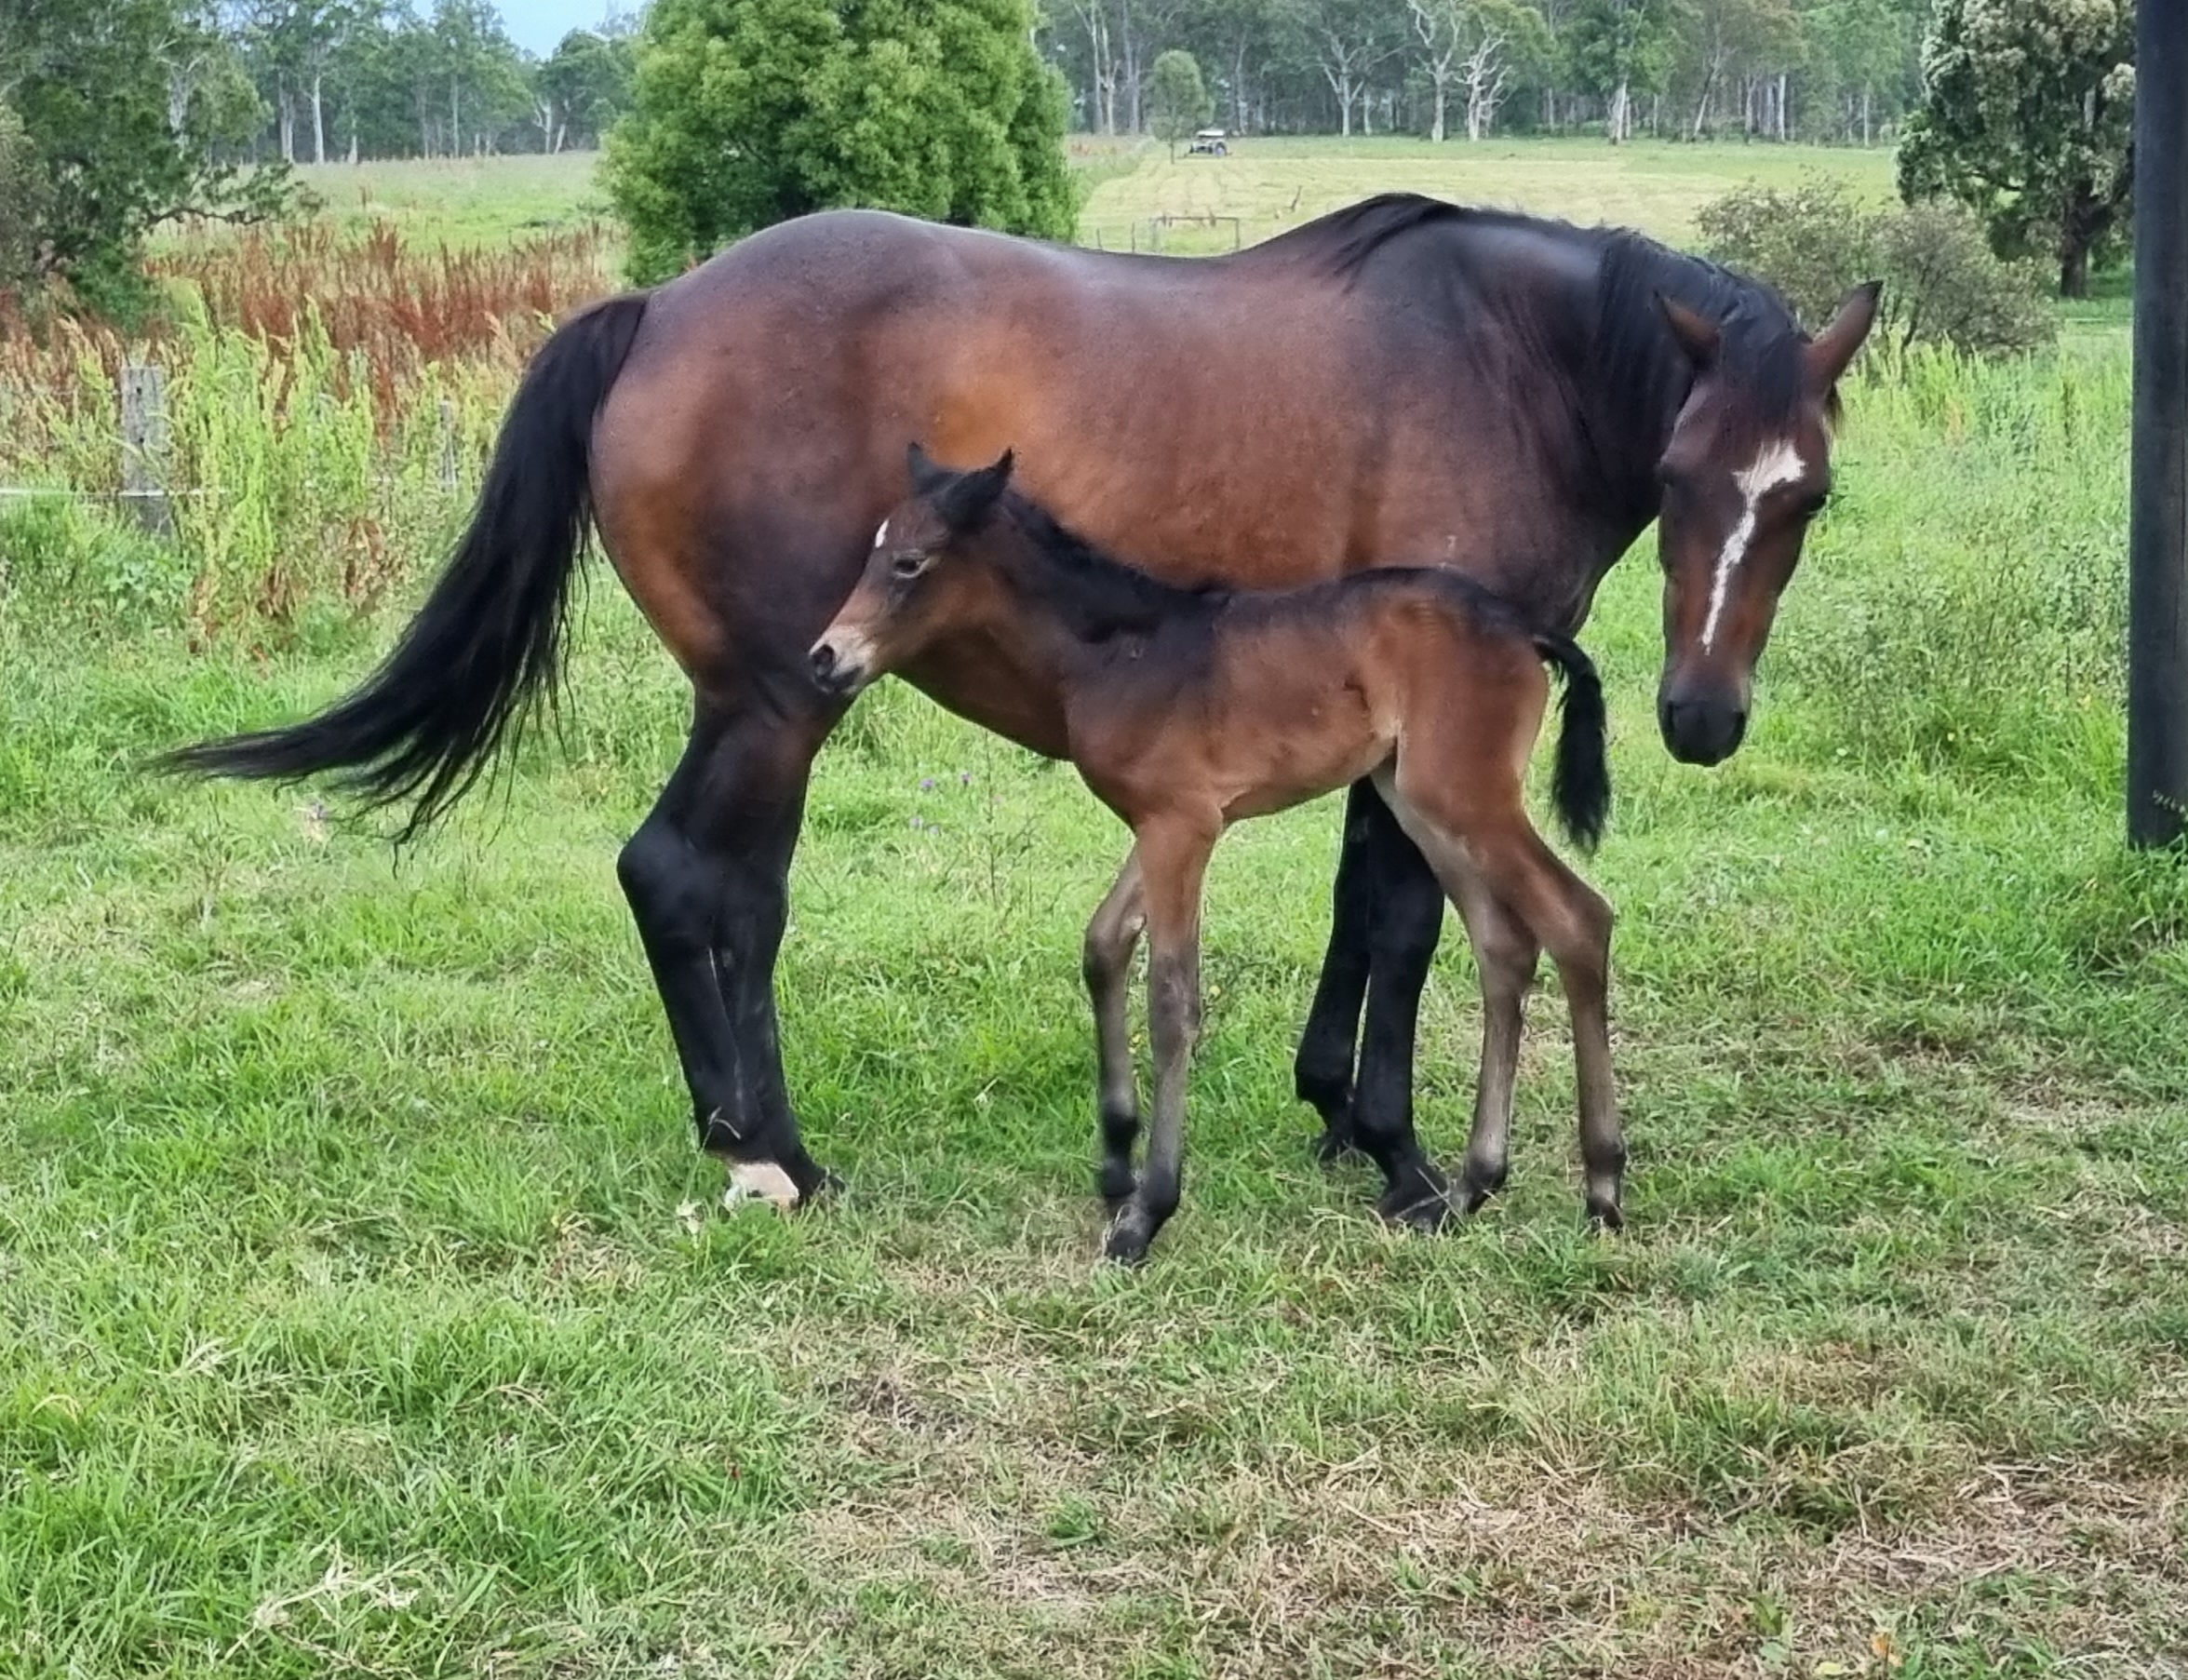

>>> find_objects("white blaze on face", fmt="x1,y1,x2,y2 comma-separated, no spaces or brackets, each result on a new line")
1700,437,1806,652
873,519,891,550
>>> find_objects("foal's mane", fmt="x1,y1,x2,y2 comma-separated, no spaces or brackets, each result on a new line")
1254,192,1828,426
991,492,1228,637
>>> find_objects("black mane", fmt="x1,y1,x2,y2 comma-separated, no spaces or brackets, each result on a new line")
1254,192,1820,427
992,492,1228,639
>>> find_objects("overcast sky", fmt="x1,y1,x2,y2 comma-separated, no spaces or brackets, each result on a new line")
501,0,632,57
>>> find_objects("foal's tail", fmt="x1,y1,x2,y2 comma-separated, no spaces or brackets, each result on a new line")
163,291,651,841
1531,631,1610,854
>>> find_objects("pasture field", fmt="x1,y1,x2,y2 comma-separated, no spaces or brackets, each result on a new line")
1078,135,1899,253
285,152,612,247
3,147,2184,1677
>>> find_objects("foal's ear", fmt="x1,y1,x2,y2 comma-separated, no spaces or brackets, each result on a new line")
906,440,951,495
1657,295,1721,370
936,448,1014,531
1805,279,1883,392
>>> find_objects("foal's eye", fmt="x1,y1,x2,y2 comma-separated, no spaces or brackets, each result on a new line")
892,552,927,579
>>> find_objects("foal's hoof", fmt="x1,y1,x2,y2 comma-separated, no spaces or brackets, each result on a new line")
1584,1194,1625,1232
1101,1205,1159,1267
1376,1162,1455,1233
1458,1162,1509,1216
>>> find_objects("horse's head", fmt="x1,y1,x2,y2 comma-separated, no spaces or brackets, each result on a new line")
1651,281,1879,765
810,444,1016,696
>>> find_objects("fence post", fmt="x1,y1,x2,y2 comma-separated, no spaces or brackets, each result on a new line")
119,363,172,540
437,396,460,491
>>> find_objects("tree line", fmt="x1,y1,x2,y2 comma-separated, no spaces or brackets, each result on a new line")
224,2,637,164
1046,0,1932,146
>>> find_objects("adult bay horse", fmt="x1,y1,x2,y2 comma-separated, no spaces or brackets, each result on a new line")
169,195,1878,1225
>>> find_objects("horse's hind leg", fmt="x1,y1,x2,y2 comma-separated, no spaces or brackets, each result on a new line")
1294,782,1381,1155
619,697,836,1205
1083,849,1147,1208
1297,782,1455,1221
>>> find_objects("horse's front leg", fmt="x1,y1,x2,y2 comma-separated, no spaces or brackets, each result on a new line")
1103,818,1215,1266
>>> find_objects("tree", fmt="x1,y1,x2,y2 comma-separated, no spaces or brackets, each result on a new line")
1566,0,1676,141
4,0,298,313
1898,0,2134,298
1306,0,1400,135
1148,47,1213,155
604,0,1076,286
537,27,633,151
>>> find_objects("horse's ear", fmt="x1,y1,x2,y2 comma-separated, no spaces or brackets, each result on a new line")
1657,295,1720,369
937,448,1014,531
1805,280,1882,391
906,441,950,495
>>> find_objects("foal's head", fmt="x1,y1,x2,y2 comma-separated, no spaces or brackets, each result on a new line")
810,445,1017,697
1650,280,1879,765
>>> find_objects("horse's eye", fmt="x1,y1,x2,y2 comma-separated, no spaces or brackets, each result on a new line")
892,552,927,579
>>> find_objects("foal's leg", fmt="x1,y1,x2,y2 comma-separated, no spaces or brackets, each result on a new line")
1385,774,1622,1227
1470,827,1620,1226
1103,818,1215,1266
1083,849,1148,1208
1447,866,1540,1214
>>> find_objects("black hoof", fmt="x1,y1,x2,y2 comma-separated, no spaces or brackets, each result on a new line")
1585,1195,1624,1232
1314,1122,1363,1166
1376,1161,1454,1233
1458,1161,1508,1216
1102,1204,1159,1266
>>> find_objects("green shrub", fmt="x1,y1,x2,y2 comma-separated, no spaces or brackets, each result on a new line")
604,0,1076,285
1697,178,2056,361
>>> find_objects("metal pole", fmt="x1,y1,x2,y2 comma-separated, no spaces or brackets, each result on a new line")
2129,0,2188,846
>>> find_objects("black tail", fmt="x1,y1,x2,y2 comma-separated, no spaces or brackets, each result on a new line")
164,291,651,840
1532,631,1610,854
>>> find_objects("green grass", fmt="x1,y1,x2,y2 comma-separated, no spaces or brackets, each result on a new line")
1079,134,1900,253
4,146,2183,1677
288,152,612,246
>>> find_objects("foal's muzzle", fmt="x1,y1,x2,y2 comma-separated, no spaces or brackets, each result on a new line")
1658,690,1749,766
808,635,869,696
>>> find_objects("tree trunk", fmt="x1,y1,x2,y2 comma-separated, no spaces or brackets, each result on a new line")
1607,76,1628,144
278,81,295,163
2060,241,2089,299
1776,72,1787,141
311,71,326,165
1431,76,1445,142
1690,61,1716,141
1860,83,1872,146
450,75,462,156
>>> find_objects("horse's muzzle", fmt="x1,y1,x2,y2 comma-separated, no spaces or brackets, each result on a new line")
1658,692,1748,766
808,635,870,696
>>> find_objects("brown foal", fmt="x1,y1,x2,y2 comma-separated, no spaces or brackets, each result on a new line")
811,447,1619,1264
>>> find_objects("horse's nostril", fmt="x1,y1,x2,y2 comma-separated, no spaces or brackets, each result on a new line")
810,643,836,679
